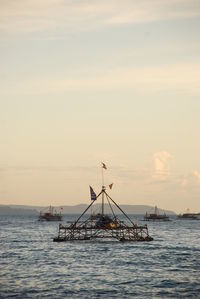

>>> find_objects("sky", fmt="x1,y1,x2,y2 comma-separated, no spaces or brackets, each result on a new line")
0,0,200,213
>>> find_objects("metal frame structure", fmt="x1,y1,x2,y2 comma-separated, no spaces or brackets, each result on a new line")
53,186,153,242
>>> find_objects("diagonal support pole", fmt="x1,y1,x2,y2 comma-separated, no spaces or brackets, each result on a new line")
72,190,103,227
105,191,136,227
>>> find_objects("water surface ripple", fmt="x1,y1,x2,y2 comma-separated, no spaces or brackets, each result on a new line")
0,215,200,298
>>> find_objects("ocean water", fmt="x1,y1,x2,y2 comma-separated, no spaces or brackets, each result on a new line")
0,215,200,298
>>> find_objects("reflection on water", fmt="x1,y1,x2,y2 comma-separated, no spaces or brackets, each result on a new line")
0,215,200,298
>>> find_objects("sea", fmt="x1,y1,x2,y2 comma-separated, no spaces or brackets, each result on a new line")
0,214,200,298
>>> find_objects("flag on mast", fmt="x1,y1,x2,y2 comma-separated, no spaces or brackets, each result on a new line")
102,162,107,170
89,186,97,201
109,183,113,189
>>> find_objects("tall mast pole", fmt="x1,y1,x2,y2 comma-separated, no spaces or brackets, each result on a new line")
102,165,104,187
102,188,104,216
102,165,104,216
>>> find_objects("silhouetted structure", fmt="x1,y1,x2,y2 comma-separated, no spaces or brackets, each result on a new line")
178,208,198,220
39,206,62,221
53,186,153,242
144,206,170,221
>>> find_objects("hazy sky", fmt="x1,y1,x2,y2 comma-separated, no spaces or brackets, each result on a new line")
1,0,200,212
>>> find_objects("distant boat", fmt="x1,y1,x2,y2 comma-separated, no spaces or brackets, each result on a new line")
38,206,62,221
144,206,170,221
178,213,198,220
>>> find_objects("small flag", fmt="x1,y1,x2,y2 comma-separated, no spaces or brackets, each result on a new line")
102,162,107,170
89,186,97,201
109,183,113,189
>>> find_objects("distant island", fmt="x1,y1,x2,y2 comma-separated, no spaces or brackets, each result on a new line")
0,204,176,216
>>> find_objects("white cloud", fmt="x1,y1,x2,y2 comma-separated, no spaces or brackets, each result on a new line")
0,0,199,35
193,170,200,185
107,0,200,25
178,170,200,188
153,151,171,181
1,63,200,95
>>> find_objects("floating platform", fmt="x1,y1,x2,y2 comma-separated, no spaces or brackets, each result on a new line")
53,185,153,242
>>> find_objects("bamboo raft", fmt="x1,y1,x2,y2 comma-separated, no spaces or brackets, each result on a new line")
53,186,153,242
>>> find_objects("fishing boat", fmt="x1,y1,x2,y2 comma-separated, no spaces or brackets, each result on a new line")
144,206,170,221
38,206,62,221
178,213,198,220
178,208,198,220
53,163,153,242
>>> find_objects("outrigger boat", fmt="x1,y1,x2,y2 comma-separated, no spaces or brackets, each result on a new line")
38,206,62,221
144,206,170,221
53,164,153,242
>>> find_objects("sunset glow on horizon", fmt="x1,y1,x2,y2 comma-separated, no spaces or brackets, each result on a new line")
1,0,200,213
